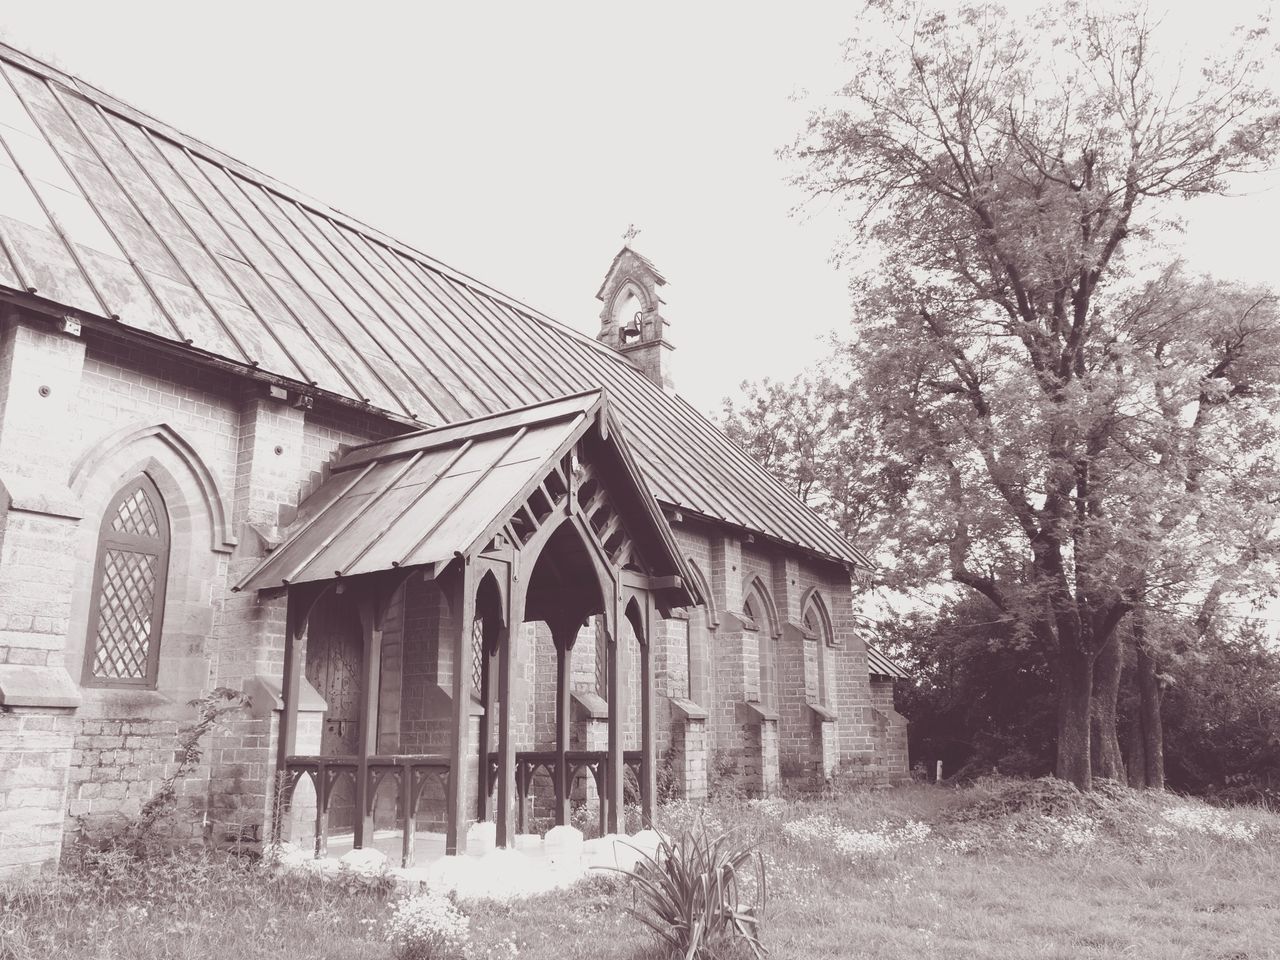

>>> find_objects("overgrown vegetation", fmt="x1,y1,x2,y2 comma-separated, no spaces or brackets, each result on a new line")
72,687,250,855
887,601,1280,801
6,781,1279,960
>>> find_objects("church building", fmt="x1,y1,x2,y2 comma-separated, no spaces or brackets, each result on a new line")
0,42,907,878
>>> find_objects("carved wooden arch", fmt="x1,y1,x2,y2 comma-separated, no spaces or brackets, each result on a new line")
474,568,508,630
69,422,236,554
621,592,650,649
743,575,781,638
515,510,619,632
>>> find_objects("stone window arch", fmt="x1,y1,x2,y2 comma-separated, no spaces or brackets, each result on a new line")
82,474,171,688
743,578,779,709
609,281,649,345
802,591,835,707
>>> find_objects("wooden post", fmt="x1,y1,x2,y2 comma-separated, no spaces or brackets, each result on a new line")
314,763,328,858
354,585,384,850
605,599,624,834
445,565,475,856
551,620,576,827
476,624,492,823
496,615,518,847
639,597,657,826
400,763,415,868
274,589,308,841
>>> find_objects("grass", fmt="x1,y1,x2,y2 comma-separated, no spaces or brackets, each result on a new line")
4,779,1280,960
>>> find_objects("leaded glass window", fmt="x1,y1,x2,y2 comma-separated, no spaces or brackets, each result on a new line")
471,616,485,695
83,476,170,687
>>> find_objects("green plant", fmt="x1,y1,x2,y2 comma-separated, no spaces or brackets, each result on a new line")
615,822,767,960
73,687,250,856
138,687,250,834
708,749,743,800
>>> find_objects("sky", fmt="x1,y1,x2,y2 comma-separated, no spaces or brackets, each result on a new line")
0,1,1277,416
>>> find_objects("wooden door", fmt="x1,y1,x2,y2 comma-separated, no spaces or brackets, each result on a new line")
305,593,363,832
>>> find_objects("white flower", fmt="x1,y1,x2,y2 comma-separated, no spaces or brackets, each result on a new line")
1055,814,1098,849
385,892,470,959
780,815,931,858
1160,804,1259,842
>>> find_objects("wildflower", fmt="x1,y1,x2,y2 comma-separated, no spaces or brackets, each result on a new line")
781,815,931,858
385,891,471,960
1160,805,1260,842
1055,814,1098,850
746,797,788,819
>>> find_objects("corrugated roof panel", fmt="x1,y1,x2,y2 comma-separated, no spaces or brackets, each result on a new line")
239,395,596,590
0,44,871,569
865,644,909,679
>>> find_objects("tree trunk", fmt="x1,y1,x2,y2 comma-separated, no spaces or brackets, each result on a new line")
1134,619,1165,790
1055,646,1094,790
1091,633,1125,782
1125,712,1147,788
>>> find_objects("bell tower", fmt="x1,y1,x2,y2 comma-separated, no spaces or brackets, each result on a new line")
595,230,675,391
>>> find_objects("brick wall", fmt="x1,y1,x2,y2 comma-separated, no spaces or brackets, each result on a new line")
0,308,906,877
0,711,75,877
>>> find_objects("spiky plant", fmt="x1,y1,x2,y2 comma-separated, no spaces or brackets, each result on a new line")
617,822,766,960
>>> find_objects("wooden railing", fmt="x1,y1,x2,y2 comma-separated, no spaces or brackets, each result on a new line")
280,749,644,866
484,749,644,835
279,754,450,866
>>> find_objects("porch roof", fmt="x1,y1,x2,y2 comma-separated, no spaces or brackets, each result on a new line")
235,390,697,599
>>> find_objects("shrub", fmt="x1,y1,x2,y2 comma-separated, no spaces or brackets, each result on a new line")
385,892,471,960
617,822,766,960
708,749,743,800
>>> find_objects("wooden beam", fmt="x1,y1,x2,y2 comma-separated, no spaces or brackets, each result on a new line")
605,597,624,834
496,588,525,848
476,618,492,823
551,621,576,827
354,584,384,849
272,588,310,842
639,598,657,825
620,570,683,592
445,564,475,855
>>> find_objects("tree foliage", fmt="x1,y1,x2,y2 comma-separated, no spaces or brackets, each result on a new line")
729,1,1280,787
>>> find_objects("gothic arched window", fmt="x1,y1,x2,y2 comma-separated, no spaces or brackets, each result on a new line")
83,475,170,687
743,582,778,709
803,594,834,707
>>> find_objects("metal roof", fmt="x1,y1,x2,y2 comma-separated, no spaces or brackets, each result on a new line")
865,644,909,679
237,389,698,595
0,43,871,570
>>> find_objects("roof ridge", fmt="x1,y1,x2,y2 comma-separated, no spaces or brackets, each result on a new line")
344,388,603,453
0,39,629,366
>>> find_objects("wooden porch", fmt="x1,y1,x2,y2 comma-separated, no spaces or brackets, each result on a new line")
237,391,698,862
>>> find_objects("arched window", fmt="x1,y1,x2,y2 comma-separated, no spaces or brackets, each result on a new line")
803,594,834,707
743,581,778,709
82,475,170,687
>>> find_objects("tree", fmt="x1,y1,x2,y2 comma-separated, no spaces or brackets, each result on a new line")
880,595,1058,780
720,372,909,548
773,1,1280,788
